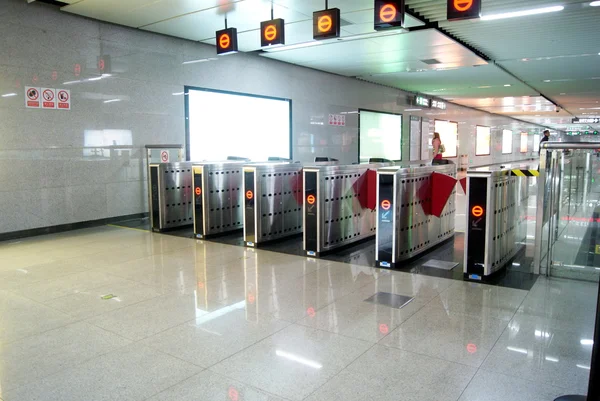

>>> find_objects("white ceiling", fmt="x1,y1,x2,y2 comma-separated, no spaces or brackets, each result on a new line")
61,0,600,130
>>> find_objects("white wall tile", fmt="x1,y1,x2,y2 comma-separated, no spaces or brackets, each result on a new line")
0,0,544,234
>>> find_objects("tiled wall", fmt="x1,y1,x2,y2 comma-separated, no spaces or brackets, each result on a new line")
0,0,544,234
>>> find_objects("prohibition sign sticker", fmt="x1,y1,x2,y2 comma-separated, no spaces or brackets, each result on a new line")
25,87,40,108
57,89,71,110
42,88,56,109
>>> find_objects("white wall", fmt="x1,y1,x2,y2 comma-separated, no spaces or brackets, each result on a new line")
0,0,545,234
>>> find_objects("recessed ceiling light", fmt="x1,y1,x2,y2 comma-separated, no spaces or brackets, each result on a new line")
543,80,551,82
591,1,600,6
504,84,511,87
481,5,564,21
560,93,566,95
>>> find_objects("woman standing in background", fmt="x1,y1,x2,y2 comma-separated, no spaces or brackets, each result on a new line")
432,132,444,162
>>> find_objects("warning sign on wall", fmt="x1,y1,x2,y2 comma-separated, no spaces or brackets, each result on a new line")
57,89,71,110
328,114,346,126
25,87,40,108
160,150,170,163
41,88,56,109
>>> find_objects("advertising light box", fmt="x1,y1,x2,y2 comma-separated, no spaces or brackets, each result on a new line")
502,129,513,154
476,125,491,156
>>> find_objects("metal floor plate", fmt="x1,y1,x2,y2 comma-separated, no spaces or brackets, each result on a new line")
363,292,414,309
421,259,459,271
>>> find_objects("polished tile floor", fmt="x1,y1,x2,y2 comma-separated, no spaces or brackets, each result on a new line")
0,225,596,401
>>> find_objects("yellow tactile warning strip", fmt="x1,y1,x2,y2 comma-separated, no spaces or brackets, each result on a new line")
106,224,148,233
510,169,540,177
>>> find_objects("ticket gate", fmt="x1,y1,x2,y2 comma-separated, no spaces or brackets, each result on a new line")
464,164,532,280
148,162,194,232
375,164,457,268
303,163,390,257
192,161,249,239
243,163,304,247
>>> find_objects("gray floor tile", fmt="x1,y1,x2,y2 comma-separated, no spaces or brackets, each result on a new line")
2,343,201,401
210,324,373,401
380,302,509,367
481,313,593,394
0,321,131,390
86,293,212,341
0,291,74,344
296,285,428,342
141,309,291,368
45,280,162,319
305,345,477,401
146,370,288,401
458,369,569,401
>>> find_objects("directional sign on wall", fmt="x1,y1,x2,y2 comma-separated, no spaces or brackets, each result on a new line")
572,117,600,124
447,0,481,21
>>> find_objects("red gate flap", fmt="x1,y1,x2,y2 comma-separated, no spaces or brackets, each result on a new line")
366,169,377,210
431,172,457,218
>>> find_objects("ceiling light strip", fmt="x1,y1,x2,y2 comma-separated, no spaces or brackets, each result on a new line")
481,6,564,21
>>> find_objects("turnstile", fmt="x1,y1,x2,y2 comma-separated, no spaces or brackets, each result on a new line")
375,164,457,268
192,161,248,238
148,162,193,231
243,163,304,247
303,163,389,257
464,165,530,280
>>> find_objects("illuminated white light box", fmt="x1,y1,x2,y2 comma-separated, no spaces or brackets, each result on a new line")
502,129,513,154
520,132,528,153
533,134,541,152
434,120,458,158
359,110,402,161
187,88,291,161
476,125,491,156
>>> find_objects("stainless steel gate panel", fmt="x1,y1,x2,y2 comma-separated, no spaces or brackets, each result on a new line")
375,163,456,268
304,163,391,256
192,161,246,238
148,162,193,231
243,163,303,246
464,164,532,279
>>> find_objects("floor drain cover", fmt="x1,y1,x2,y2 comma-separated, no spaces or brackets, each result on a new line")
363,292,414,309
422,259,458,270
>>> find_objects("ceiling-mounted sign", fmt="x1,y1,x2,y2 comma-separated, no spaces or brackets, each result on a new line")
431,100,447,110
566,131,599,136
374,0,405,30
447,0,481,21
25,87,40,108
415,96,430,107
313,8,341,40
261,18,285,47
412,95,447,110
216,28,238,55
572,117,600,124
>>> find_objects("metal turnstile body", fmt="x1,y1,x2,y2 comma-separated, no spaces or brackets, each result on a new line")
464,165,530,280
243,163,303,247
303,163,389,257
192,162,247,238
148,162,193,231
375,164,457,268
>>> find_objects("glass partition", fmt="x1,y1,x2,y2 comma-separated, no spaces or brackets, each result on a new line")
534,144,600,280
